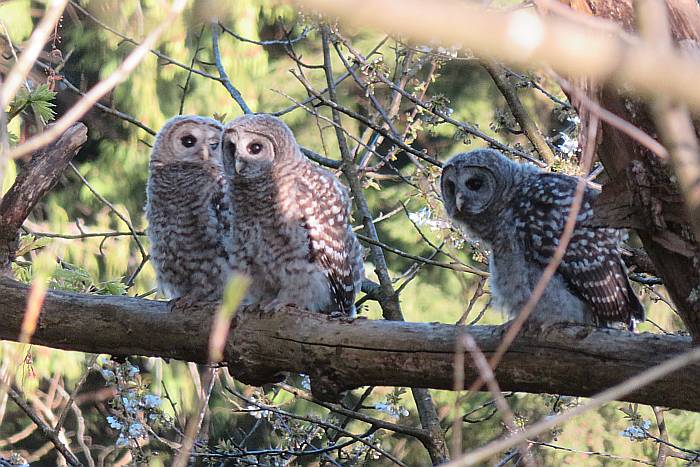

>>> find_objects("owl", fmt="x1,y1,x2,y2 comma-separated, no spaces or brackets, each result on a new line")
441,148,645,329
221,114,364,316
145,115,231,307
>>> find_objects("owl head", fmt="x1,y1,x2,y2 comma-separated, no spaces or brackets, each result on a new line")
221,114,300,179
441,148,520,226
150,115,224,167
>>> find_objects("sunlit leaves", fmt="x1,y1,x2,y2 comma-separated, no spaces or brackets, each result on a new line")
7,84,57,123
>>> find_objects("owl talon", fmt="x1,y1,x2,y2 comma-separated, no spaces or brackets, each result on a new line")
496,318,556,338
169,294,198,313
260,299,295,314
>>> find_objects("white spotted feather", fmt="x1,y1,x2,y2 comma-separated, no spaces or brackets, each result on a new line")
441,148,644,329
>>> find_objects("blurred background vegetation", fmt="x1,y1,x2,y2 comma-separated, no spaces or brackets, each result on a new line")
0,0,698,465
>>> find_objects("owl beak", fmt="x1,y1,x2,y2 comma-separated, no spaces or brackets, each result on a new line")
455,192,465,212
235,159,246,174
201,147,209,161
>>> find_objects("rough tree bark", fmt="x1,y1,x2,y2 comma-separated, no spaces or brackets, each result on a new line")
557,0,700,342
0,277,697,411
0,122,87,273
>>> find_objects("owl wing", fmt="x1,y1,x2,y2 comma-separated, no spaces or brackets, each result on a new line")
517,173,644,329
296,166,362,315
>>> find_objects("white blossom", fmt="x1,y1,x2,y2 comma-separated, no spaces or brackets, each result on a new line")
409,207,451,231
558,133,579,156
142,394,162,409
106,415,122,430
116,433,129,447
128,422,146,438
620,419,651,441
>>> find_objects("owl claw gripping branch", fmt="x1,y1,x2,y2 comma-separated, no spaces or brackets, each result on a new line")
441,148,645,330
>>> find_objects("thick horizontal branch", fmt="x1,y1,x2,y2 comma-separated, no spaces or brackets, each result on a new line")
0,278,697,410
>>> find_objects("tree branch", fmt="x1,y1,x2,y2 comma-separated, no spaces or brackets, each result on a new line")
6,385,81,466
482,61,556,164
0,122,87,272
0,278,698,412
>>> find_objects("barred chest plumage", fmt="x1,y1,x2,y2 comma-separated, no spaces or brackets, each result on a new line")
146,163,230,300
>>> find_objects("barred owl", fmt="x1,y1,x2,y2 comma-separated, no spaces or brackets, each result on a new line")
221,114,364,316
145,115,230,306
441,148,645,329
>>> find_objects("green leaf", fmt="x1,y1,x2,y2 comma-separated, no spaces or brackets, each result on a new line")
212,112,228,123
31,83,57,102
30,98,56,122
7,84,56,123
49,263,93,292
96,280,128,296
29,84,57,122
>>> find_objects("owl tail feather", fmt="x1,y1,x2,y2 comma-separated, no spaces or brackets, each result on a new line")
625,280,646,331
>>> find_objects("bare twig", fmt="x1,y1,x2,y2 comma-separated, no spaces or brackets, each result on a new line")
356,233,487,276
557,76,669,160
277,383,430,442
219,22,310,46
461,334,533,465
653,406,669,467
222,379,407,466
292,69,444,167
68,0,219,81
319,25,449,464
446,345,700,466
333,33,546,166
483,61,556,164
7,385,82,466
211,23,252,115
67,163,147,261
531,441,654,465
172,369,217,467
296,0,700,112
6,0,187,160
179,25,206,115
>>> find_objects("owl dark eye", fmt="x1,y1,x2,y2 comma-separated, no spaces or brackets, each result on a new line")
443,179,456,199
465,177,483,191
181,135,197,148
209,141,219,151
248,142,263,155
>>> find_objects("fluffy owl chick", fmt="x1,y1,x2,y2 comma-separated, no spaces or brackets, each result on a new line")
221,114,364,316
441,148,644,329
146,115,230,306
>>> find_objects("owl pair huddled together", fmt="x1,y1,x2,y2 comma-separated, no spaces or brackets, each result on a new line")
441,149,645,330
145,114,364,316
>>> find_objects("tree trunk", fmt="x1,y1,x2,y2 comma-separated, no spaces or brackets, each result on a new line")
559,0,700,342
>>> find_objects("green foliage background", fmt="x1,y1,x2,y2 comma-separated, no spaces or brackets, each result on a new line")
0,0,697,465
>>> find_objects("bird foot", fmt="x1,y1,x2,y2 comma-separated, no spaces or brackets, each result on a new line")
260,298,295,314
168,294,220,313
496,318,559,338
168,294,198,313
